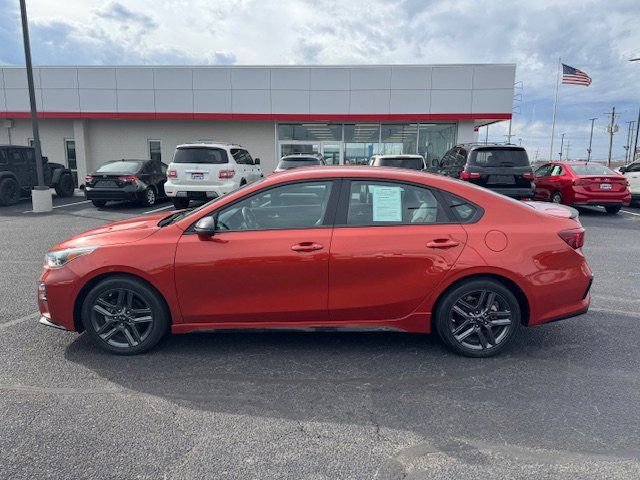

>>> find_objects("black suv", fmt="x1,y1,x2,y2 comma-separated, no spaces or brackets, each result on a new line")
0,145,75,206
437,143,535,198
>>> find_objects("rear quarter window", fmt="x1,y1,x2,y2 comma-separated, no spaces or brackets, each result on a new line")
173,148,228,164
441,191,483,223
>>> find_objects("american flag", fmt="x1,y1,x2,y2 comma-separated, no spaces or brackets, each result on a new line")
562,64,592,86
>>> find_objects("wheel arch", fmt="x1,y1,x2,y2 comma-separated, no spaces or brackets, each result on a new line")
430,273,531,333
73,271,172,332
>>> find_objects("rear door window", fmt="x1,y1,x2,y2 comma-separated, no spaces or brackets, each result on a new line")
173,148,228,164
345,181,445,226
470,148,530,167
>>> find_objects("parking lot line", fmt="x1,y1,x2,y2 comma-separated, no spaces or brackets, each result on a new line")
143,205,173,214
22,199,91,214
0,312,40,332
620,209,640,217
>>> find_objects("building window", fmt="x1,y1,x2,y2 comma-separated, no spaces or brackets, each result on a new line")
418,124,456,167
28,138,34,146
344,124,380,165
65,140,77,170
148,140,162,162
380,124,418,155
277,124,342,142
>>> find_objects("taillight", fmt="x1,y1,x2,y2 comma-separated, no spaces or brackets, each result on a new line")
558,228,585,249
522,172,534,180
167,169,177,178
117,175,138,183
460,171,480,180
84,175,93,183
219,169,235,179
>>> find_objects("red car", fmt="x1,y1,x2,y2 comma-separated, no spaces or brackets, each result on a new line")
38,167,593,357
533,161,631,214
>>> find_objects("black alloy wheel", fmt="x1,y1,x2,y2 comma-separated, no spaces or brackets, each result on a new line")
140,187,156,207
82,276,169,354
436,279,520,357
55,173,75,197
551,191,563,204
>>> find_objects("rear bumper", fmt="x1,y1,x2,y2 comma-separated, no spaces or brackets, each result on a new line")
85,187,141,201
165,180,236,198
490,187,536,198
573,189,631,206
573,200,630,207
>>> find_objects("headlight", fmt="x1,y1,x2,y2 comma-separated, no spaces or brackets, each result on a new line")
45,246,98,269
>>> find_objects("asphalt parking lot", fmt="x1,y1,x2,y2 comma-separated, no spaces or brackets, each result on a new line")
1,192,640,479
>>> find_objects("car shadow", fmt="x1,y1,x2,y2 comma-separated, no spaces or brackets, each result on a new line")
63,318,637,449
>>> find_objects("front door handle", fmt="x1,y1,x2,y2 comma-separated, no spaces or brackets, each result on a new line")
427,239,460,249
291,242,324,252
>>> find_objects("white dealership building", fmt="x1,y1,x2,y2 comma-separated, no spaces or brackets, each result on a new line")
0,64,515,185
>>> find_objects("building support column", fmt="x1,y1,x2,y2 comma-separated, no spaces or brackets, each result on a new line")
73,119,89,188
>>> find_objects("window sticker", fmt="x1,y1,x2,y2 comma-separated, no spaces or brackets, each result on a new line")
371,185,402,222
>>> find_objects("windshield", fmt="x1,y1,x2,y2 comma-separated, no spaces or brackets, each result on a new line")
469,148,530,167
278,158,321,169
570,164,615,175
173,147,228,164
96,161,142,174
375,157,424,170
159,178,267,226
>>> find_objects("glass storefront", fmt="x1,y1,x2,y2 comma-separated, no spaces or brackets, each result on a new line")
277,123,456,166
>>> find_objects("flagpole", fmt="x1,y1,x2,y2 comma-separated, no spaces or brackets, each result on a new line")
549,57,561,161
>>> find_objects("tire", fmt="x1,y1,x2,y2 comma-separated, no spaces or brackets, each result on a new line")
605,205,621,214
139,187,156,207
0,177,21,206
91,200,107,208
435,278,521,358
81,276,170,355
54,173,75,197
172,198,190,209
551,191,563,204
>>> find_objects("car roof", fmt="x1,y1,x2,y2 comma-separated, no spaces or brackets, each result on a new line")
0,144,32,149
371,154,424,159
281,153,322,158
177,142,244,149
458,143,525,150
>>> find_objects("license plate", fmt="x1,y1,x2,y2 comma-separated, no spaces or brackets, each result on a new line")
488,175,515,184
191,173,204,180
600,183,612,190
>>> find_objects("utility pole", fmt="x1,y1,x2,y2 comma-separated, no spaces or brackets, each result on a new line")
605,106,617,167
485,125,489,144
559,133,565,160
566,140,570,160
587,117,597,162
19,0,52,212
624,121,635,163
634,107,640,163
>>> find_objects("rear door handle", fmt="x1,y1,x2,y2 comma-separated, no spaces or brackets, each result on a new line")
291,242,324,252
427,239,460,249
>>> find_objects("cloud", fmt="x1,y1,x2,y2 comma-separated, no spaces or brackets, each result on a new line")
1,0,639,160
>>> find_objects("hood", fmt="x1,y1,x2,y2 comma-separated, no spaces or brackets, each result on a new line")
51,212,170,250
523,201,579,219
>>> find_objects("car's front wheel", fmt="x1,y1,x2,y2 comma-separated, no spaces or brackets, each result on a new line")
0,177,21,206
91,200,107,208
435,279,520,357
551,191,563,204
81,276,170,354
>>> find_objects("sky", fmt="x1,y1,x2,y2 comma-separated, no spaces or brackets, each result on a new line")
0,0,639,162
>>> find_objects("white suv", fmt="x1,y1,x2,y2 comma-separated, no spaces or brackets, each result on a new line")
619,161,640,204
165,142,263,208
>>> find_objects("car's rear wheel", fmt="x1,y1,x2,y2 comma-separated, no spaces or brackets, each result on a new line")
0,177,21,206
551,191,563,204
54,173,75,197
139,187,156,207
172,198,189,209
435,279,520,357
605,205,621,214
91,200,107,208
81,276,169,354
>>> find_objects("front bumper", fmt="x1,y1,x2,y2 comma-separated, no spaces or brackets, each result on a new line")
39,316,67,330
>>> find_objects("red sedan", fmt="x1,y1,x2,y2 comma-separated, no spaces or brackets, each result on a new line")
38,167,592,357
533,161,631,214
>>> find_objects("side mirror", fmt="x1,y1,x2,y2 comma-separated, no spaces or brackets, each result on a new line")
194,216,216,237
254,158,261,165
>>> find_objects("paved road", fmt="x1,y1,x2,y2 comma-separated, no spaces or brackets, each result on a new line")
1,194,639,479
